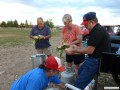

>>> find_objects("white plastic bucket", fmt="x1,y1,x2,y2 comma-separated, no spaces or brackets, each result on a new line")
31,54,46,68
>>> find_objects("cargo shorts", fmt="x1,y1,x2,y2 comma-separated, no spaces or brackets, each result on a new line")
36,47,52,56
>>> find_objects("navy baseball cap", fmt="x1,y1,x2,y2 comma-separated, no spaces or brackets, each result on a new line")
81,12,96,25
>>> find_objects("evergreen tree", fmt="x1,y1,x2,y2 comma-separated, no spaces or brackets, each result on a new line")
25,20,29,28
7,20,13,27
1,21,7,27
20,22,25,28
44,19,54,28
13,20,19,27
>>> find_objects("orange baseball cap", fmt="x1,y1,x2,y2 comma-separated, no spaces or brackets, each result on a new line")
45,56,65,72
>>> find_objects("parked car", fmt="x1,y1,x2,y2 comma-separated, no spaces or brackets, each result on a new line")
82,25,120,85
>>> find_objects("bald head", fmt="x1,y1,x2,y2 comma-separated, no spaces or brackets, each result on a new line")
37,17,44,29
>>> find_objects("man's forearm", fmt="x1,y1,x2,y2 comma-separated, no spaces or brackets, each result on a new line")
30,35,34,39
58,82,65,90
44,35,51,39
70,39,82,45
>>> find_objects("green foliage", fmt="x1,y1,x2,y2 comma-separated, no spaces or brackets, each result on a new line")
1,21,7,27
56,44,69,58
25,20,29,28
44,19,54,28
7,20,14,27
20,22,25,28
13,20,19,27
0,20,32,28
6,20,19,27
0,19,54,28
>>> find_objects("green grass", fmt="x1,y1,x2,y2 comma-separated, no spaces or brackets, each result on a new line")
51,29,61,37
0,28,61,47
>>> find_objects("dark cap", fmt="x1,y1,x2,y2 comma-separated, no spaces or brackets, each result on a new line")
81,12,96,25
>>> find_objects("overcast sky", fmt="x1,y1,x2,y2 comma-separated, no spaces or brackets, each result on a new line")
0,0,120,26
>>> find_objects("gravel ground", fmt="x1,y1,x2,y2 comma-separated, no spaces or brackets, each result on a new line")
0,37,118,90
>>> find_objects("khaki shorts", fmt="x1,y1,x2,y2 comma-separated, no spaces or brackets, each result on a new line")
36,47,52,56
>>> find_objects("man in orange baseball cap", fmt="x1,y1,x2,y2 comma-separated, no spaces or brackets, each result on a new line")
10,56,65,90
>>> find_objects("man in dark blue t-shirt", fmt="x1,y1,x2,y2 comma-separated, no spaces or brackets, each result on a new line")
30,17,51,56
65,12,111,89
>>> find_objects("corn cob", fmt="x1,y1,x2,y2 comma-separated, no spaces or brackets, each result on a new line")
56,44,69,58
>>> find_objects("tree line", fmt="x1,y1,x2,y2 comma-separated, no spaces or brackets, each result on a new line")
0,19,54,28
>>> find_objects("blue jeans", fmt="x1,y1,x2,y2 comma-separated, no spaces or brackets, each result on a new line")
74,57,100,90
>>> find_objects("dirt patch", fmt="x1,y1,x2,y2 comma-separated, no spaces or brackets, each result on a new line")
0,37,118,90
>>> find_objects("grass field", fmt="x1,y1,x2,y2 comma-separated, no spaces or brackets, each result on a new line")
0,28,61,47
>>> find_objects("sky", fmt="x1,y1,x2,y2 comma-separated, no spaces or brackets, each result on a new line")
0,0,120,26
